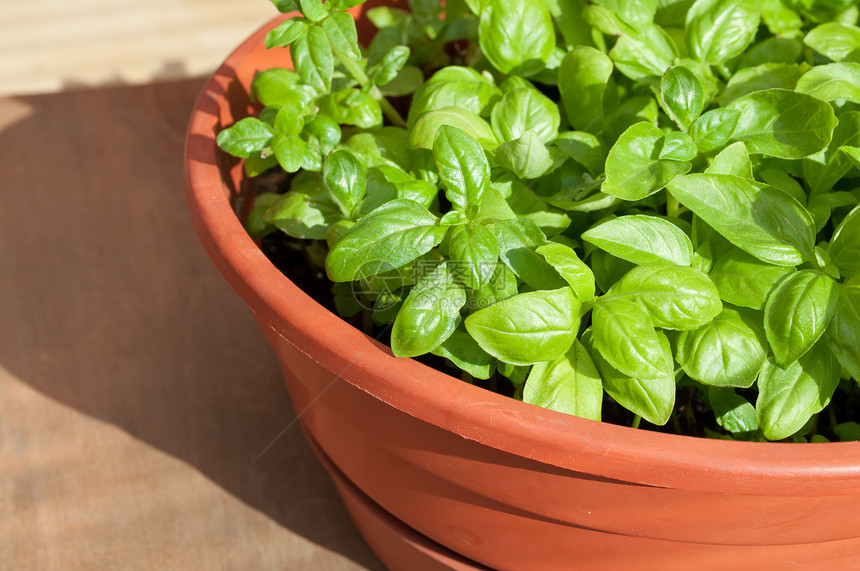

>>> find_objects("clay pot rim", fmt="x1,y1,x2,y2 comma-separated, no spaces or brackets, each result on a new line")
184,12,860,495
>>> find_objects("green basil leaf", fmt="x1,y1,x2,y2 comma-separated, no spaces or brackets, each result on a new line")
759,0,802,35
270,0,300,13
835,422,860,442
245,192,281,238
685,0,759,65
353,170,397,218
478,0,556,76
756,342,840,441
807,192,857,235
705,141,753,178
374,284,410,325
524,340,603,421
688,108,740,153
676,307,767,388
431,329,496,379
607,264,722,330
474,186,516,223
717,63,804,105
764,269,839,367
321,11,361,60
292,25,333,93
264,183,343,239
505,187,572,237
332,281,363,318
465,288,580,365
593,0,657,28
407,66,500,128
825,284,860,380
803,22,860,62
558,46,614,132
582,215,694,267
602,122,692,200
448,223,500,289
272,133,308,172
554,131,605,177
393,179,437,210
841,145,860,170
610,24,678,80
266,19,309,48
727,89,837,159
304,115,341,156
371,45,411,86
410,106,498,150
326,199,447,282
274,102,304,136
501,366,531,388
591,296,675,378
216,118,275,158
491,86,560,143
433,125,490,213
583,4,637,36
738,37,803,69
803,111,860,196
378,65,422,96
300,136,323,171
299,0,328,21
493,130,553,180
536,242,596,302
366,6,409,29
326,219,354,249
391,262,466,357
658,132,698,162
494,218,567,291
317,88,382,128
470,262,518,311
585,327,675,425
661,66,705,129
250,68,306,106
829,205,860,279
604,95,660,142
329,0,366,9
796,62,860,104
707,387,758,437
759,169,806,203
343,128,411,170
667,173,816,266
549,0,594,48
440,210,469,227
323,149,365,216
709,248,796,309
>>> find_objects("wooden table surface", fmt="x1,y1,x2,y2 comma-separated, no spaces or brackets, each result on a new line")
0,79,384,570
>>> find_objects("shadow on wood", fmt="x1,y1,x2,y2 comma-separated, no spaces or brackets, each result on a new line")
0,79,383,570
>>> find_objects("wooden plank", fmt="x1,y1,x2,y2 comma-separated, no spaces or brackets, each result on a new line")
0,0,277,95
0,80,382,571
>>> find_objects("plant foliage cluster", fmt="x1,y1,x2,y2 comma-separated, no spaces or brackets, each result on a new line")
217,0,860,441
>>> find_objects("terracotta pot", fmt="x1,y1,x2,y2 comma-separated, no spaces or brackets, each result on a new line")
184,7,860,570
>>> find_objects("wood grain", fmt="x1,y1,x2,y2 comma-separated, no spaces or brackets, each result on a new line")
0,0,275,96
0,80,383,571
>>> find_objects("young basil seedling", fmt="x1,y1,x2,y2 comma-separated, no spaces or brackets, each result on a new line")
218,0,860,442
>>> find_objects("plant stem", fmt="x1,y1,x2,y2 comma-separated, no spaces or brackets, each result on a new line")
671,411,683,435
332,46,407,128
666,190,682,218
828,405,838,431
631,415,642,429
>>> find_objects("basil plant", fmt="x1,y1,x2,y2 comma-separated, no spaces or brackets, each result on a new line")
217,0,860,442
